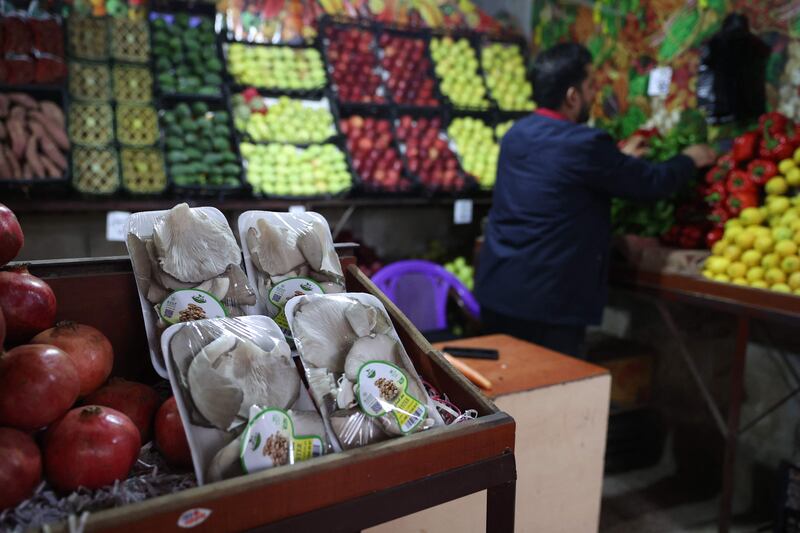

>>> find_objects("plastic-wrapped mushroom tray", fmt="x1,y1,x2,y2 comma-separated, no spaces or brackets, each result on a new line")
71,145,120,196
68,61,112,101
67,16,109,61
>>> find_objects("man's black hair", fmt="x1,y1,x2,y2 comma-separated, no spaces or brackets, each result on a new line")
532,43,593,110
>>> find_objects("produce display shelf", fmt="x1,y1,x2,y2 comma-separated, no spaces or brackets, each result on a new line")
25,255,516,533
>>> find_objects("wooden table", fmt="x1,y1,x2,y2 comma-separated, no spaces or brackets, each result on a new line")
370,334,611,533
611,266,800,533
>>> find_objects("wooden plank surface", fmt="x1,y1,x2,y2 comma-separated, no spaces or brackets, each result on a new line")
434,335,609,399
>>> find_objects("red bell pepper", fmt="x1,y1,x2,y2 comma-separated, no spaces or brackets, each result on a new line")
706,226,724,248
716,154,737,172
709,205,731,224
759,112,789,136
704,165,728,185
759,133,794,161
732,132,759,163
726,170,757,194
725,191,759,216
746,159,778,186
704,181,727,205
678,225,704,249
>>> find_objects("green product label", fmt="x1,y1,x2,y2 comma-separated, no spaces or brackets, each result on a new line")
357,361,427,434
266,277,323,335
240,408,324,473
159,289,227,325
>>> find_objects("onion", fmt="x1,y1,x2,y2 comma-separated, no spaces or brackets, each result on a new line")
33,322,113,396
0,204,23,267
0,266,57,345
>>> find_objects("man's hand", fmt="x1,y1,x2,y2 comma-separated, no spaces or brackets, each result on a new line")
620,135,648,158
682,144,717,168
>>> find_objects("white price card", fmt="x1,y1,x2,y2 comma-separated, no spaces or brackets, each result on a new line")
453,199,473,225
288,205,306,214
647,67,673,97
106,211,131,242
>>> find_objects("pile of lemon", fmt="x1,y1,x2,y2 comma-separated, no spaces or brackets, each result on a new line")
703,194,800,294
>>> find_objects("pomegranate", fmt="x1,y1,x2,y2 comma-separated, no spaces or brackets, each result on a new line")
0,266,56,345
83,378,159,442
0,307,5,350
0,427,41,510
0,344,79,431
33,322,114,396
0,204,23,266
155,397,192,468
44,405,141,492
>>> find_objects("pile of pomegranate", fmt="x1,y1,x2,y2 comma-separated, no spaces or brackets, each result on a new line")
0,203,192,512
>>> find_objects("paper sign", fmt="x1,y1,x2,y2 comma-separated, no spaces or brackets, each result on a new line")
453,199,473,225
647,67,673,97
288,205,306,214
106,211,131,242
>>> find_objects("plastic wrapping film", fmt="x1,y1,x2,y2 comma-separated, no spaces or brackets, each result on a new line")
125,203,258,378
161,315,330,485
238,210,345,339
285,293,445,451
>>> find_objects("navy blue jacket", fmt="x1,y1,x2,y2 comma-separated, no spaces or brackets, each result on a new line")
475,113,695,326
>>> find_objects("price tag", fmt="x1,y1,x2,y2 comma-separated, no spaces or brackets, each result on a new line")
288,205,306,214
106,211,131,242
647,67,673,97
453,199,473,225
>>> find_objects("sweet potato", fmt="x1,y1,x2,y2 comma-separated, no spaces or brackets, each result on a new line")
9,105,25,122
39,153,61,178
8,93,38,109
0,122,6,140
25,135,45,177
6,146,22,179
0,146,12,179
7,119,27,159
38,101,64,129
32,125,67,171
28,111,69,150
0,94,8,117
22,162,32,179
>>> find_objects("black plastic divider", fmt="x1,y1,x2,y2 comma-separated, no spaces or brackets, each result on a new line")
336,103,419,196
0,85,72,194
393,106,477,198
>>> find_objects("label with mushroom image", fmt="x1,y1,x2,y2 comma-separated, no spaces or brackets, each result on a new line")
240,408,324,473
357,361,427,434
159,289,228,325
267,278,324,331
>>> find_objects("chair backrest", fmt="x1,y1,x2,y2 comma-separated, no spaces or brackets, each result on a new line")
371,259,480,332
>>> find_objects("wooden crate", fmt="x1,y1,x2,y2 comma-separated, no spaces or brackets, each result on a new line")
25,254,516,533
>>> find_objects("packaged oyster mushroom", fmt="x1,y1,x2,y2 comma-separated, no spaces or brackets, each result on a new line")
161,315,329,485
125,203,257,377
238,210,345,337
285,293,444,450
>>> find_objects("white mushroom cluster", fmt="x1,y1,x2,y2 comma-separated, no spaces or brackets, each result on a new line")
290,294,434,446
127,203,256,318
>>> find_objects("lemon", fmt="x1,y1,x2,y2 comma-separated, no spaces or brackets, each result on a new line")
787,167,800,187
746,266,765,282
781,210,799,226
724,226,744,241
707,256,730,274
725,219,743,230
702,269,715,279
795,146,800,164
727,262,747,279
754,235,774,253
735,230,757,249
739,207,764,226
714,273,730,283
765,267,787,285
732,277,748,286
775,240,798,257
751,280,769,289
768,196,791,216
781,255,800,273
778,158,796,174
771,283,792,293
711,240,727,256
795,230,800,246
741,249,762,267
766,177,788,196
789,271,800,290
751,226,771,238
792,220,800,232
762,253,781,269
723,244,742,261
773,226,793,241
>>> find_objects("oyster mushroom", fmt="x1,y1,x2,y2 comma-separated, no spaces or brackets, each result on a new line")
146,239,195,292
206,435,243,482
153,203,242,283
246,218,305,276
297,214,344,279
344,303,379,338
187,348,244,430
291,296,362,373
343,334,401,382
127,234,152,294
222,265,257,306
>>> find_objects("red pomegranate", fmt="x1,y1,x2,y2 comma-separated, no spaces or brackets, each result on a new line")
83,379,159,442
0,427,41,510
155,397,192,468
0,203,23,266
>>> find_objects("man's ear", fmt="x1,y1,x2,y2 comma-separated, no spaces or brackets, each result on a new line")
564,86,578,109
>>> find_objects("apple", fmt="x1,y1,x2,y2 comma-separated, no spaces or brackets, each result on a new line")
324,26,386,104
377,34,439,107
495,119,516,140
447,117,498,189
430,37,490,110
227,44,326,91
341,115,411,192
481,43,534,111
395,114,466,193
232,93,335,144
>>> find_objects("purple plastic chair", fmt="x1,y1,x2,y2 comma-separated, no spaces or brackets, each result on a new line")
371,259,480,332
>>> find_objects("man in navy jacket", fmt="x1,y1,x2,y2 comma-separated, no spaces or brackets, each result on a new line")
475,43,716,357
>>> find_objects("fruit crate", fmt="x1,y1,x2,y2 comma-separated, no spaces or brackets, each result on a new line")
0,86,72,193
336,104,419,196
159,97,245,197
1,16,68,86
428,29,497,115
319,18,392,111
68,60,112,101
112,64,154,104
231,91,343,147
110,18,151,64
119,146,169,195
393,107,477,198
67,15,109,61
239,136,355,200
476,37,535,115
71,145,121,196
116,103,161,147
443,111,498,193
149,9,226,101
8,255,515,533
223,41,329,101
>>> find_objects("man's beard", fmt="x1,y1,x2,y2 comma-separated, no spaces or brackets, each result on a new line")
576,100,591,123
